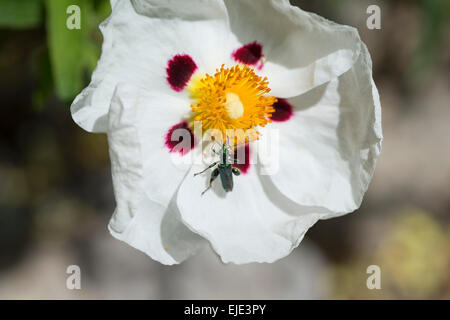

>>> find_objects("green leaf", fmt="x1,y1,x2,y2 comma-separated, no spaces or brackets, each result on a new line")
45,0,87,101
83,40,101,75
31,47,53,111
406,0,448,89
0,0,42,29
94,0,112,24
83,0,107,74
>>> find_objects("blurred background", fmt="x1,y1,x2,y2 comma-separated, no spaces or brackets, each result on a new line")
0,0,449,299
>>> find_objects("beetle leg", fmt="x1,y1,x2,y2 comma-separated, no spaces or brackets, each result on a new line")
194,161,218,177
201,168,219,196
232,167,241,176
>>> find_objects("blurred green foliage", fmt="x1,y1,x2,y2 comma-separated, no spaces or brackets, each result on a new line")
408,0,450,88
46,0,87,100
330,208,450,299
0,0,42,29
0,0,111,102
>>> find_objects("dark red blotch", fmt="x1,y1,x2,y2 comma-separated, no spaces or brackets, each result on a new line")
165,121,195,155
233,144,250,174
270,98,293,122
232,42,263,65
166,54,197,92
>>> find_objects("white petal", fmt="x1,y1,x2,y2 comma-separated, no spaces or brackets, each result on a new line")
224,0,361,98
263,49,358,98
258,43,382,215
176,158,323,264
71,0,237,133
131,0,228,21
107,84,205,264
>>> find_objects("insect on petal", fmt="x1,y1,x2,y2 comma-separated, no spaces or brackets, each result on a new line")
166,54,198,92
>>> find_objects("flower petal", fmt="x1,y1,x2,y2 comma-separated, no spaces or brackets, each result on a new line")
177,159,323,264
131,0,228,21
224,0,362,98
232,41,263,66
232,143,251,174
165,121,196,155
107,84,205,264
258,43,382,214
71,0,236,133
166,54,198,92
270,98,294,122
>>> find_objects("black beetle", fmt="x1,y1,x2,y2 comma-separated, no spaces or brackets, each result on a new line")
194,142,241,195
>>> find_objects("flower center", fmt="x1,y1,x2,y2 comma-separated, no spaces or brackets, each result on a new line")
189,65,276,143
224,92,244,119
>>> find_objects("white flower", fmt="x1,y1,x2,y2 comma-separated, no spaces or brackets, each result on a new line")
71,0,382,264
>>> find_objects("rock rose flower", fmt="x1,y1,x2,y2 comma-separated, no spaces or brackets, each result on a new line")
71,0,382,264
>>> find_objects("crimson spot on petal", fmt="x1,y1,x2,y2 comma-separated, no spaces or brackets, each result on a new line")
232,41,263,66
270,98,293,122
233,144,250,174
165,121,195,155
166,54,197,92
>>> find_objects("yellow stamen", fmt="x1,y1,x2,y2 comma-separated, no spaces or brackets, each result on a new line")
190,64,276,144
